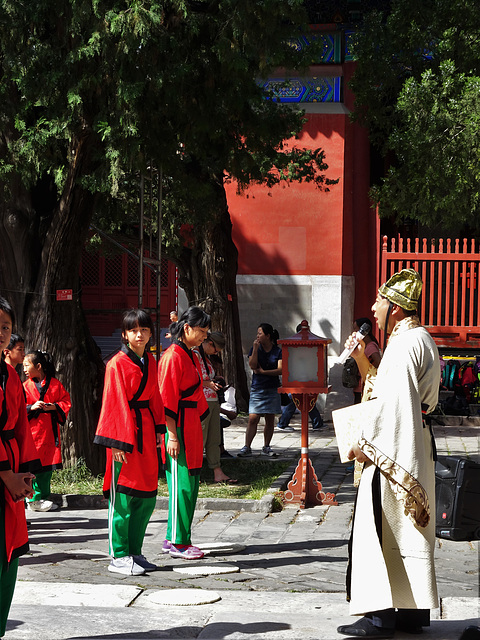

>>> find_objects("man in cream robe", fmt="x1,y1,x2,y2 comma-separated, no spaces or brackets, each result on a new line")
338,269,440,639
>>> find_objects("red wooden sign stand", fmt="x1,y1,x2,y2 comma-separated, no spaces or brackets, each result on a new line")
283,393,337,509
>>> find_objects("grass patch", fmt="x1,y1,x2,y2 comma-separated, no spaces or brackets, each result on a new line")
52,458,291,501
159,459,291,500
51,459,103,495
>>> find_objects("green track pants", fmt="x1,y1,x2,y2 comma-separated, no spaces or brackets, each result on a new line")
165,432,199,546
28,470,53,502
108,461,156,558
0,507,19,637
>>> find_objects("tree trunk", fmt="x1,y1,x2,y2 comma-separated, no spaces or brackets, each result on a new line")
0,133,106,475
174,179,249,412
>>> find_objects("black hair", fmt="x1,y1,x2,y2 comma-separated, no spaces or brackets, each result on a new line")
121,309,154,345
170,306,210,341
24,350,56,378
0,296,15,328
355,317,378,345
354,317,372,332
258,323,279,345
6,334,24,350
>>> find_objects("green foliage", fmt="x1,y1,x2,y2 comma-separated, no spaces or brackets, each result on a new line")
350,0,480,232
0,0,335,245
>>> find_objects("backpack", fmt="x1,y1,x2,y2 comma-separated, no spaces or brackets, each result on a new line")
458,362,477,402
443,360,461,391
342,357,361,388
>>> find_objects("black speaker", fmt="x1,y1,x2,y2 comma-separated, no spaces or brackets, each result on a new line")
435,455,480,541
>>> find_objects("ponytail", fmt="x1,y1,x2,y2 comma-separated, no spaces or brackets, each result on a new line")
258,323,279,345
25,350,56,378
170,306,210,341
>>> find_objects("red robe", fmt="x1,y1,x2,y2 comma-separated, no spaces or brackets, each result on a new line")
158,342,208,475
24,377,71,471
94,346,166,498
0,361,40,562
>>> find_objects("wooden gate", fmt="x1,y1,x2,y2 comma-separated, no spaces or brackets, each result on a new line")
380,236,480,350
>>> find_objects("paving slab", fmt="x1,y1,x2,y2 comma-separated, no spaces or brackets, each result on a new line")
6,589,480,640
8,418,479,639
13,581,141,607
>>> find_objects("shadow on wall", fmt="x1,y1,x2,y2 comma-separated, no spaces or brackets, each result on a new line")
232,222,349,413
233,222,337,352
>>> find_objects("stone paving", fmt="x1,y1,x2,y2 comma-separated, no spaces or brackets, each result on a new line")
8,416,480,639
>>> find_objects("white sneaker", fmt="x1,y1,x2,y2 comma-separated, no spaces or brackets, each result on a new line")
132,554,157,571
27,500,59,512
108,556,146,576
261,446,278,457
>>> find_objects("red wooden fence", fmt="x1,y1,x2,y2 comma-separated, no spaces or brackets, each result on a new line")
380,236,480,350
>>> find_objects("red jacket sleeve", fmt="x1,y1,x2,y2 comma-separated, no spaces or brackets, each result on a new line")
158,349,183,422
147,354,166,433
5,368,40,472
94,357,136,452
50,379,71,425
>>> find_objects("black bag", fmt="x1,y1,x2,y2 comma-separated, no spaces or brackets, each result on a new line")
441,394,470,416
280,393,291,406
342,357,361,388
435,456,480,541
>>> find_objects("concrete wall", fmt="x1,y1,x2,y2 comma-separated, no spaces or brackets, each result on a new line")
236,273,354,357
236,273,357,418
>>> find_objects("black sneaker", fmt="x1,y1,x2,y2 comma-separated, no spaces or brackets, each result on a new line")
337,617,394,638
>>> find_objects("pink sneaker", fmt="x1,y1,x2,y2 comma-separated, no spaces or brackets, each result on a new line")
169,544,204,560
162,539,172,554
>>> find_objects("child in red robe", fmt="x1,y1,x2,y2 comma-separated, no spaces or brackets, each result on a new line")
23,350,71,512
94,309,165,576
0,296,40,637
158,306,210,560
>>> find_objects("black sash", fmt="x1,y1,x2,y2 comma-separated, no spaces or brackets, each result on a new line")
421,402,437,461
171,341,204,438
122,345,150,454
0,360,9,432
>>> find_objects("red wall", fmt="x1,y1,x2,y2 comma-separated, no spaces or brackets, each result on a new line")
226,111,361,278
226,88,378,319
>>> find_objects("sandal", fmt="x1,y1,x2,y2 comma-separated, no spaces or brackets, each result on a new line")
214,477,238,485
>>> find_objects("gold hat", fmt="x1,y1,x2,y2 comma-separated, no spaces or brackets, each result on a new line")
378,268,422,311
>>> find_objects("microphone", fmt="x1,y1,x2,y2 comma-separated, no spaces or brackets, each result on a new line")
336,323,371,365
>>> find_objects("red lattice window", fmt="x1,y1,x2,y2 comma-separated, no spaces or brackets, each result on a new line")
127,255,138,287
161,257,169,288
149,266,157,288
104,255,122,287
81,250,100,286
